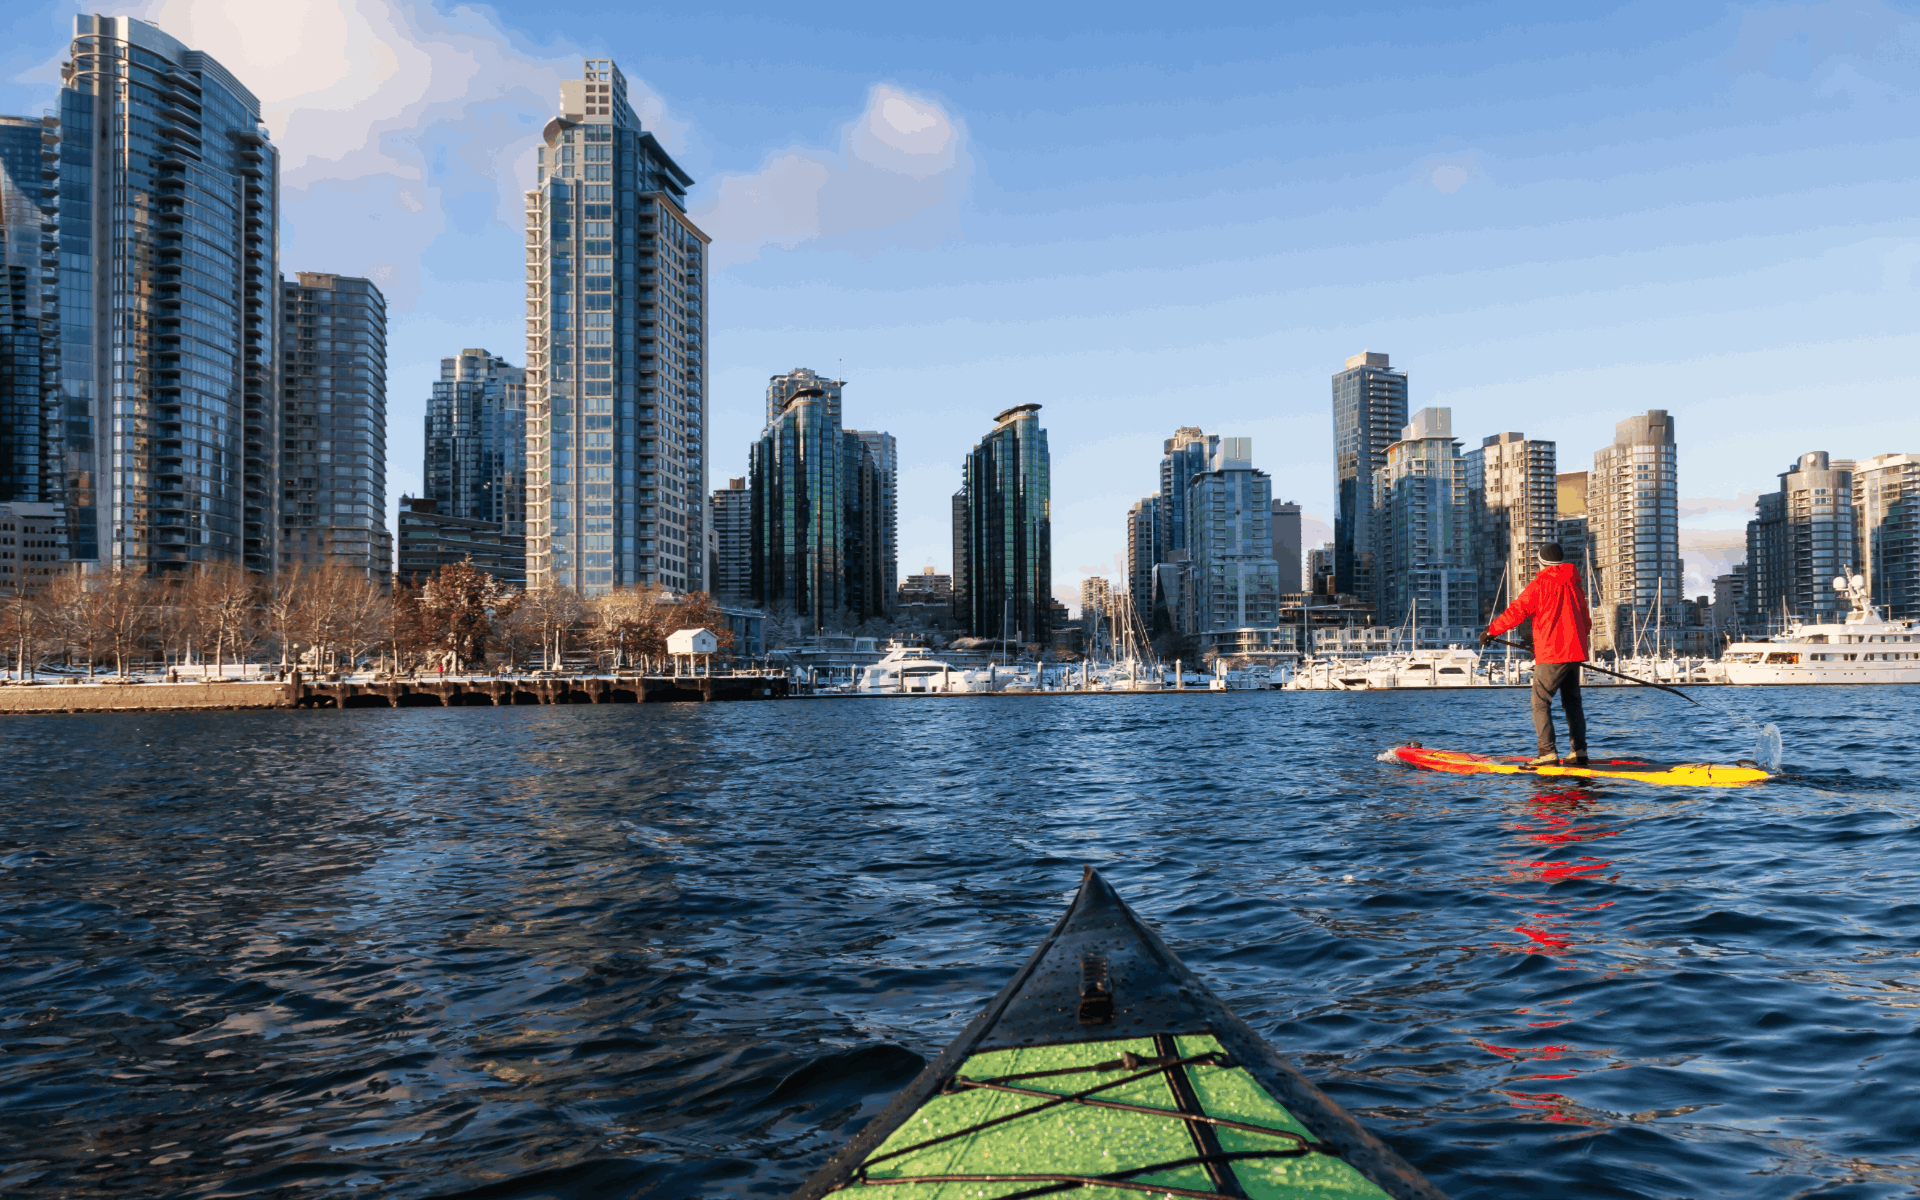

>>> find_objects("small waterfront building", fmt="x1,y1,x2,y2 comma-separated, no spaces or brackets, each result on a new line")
0,500,65,597
395,495,526,588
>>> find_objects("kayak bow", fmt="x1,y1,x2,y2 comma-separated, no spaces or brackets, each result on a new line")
1388,743,1770,787
792,866,1446,1200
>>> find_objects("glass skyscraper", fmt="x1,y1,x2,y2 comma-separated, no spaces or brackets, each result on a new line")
749,384,844,626
59,15,280,574
425,348,526,536
1331,350,1407,607
746,370,893,626
955,404,1051,642
279,273,388,581
525,59,709,596
0,114,60,509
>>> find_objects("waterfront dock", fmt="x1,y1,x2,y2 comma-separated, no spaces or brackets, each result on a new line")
0,671,790,715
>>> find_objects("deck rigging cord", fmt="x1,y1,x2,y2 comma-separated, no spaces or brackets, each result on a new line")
842,1043,1341,1197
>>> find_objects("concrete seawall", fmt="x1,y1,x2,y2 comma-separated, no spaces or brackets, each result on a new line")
0,674,790,715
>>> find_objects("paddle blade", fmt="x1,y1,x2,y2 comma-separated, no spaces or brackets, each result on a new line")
1755,723,1782,774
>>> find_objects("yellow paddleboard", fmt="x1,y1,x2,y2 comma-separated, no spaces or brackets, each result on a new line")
1389,743,1770,787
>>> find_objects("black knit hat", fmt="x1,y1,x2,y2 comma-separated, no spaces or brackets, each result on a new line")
1539,542,1565,563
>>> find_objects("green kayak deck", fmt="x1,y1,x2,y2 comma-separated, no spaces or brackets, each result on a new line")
792,868,1447,1200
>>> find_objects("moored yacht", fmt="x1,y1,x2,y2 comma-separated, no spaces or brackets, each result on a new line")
1716,572,1920,685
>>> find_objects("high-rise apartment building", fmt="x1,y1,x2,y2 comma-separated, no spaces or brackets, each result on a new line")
851,429,897,615
60,15,281,574
1184,438,1282,644
1590,410,1682,652
950,488,970,627
1465,431,1557,620
710,476,751,602
766,366,842,428
280,273,388,581
1745,451,1854,626
1853,452,1919,618
425,348,526,538
842,428,889,621
0,115,60,511
1080,575,1112,622
525,58,708,595
749,384,842,625
1374,407,1478,630
954,404,1050,641
1308,543,1335,594
746,373,892,626
1271,500,1302,593
1157,427,1216,563
1125,495,1159,625
1331,351,1407,607
1711,564,1747,635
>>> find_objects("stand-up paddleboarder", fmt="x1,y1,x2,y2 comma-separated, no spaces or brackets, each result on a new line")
1481,542,1592,766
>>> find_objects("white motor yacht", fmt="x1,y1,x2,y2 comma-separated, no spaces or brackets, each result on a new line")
855,646,989,694
1715,572,1920,685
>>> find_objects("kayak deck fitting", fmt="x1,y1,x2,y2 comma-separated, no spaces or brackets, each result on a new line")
792,867,1446,1200
1387,743,1771,787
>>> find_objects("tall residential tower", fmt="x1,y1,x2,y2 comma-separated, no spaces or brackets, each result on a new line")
954,404,1051,642
0,114,60,512
1590,409,1682,652
1331,351,1407,608
1465,431,1557,621
280,272,388,580
525,58,708,595
425,348,526,535
1374,407,1477,631
60,15,281,574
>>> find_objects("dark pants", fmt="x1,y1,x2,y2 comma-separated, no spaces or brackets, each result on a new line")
1532,662,1587,757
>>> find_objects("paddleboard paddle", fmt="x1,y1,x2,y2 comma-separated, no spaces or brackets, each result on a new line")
1483,637,1702,706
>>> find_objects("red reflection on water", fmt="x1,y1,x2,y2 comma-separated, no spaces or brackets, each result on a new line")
1495,784,1625,961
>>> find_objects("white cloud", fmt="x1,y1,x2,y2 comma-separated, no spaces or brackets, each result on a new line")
118,0,686,306
697,84,973,268
1420,153,1484,194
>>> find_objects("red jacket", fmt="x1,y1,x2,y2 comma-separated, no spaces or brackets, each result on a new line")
1486,562,1591,663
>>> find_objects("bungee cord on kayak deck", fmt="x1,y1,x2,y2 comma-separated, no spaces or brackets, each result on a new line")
846,1151,1334,1198
856,1049,1333,1174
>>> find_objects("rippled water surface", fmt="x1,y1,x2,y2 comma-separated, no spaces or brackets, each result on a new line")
3,688,1919,1199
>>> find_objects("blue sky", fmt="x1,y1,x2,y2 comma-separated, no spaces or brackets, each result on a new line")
6,1,1917,601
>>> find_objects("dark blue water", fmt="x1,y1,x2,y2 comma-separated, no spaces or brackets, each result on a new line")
2,689,1917,1199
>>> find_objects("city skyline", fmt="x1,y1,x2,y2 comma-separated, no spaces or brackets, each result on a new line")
3,2,1917,606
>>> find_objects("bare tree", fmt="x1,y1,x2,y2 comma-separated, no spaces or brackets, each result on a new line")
266,564,312,672
95,568,156,677
519,586,586,671
329,566,390,672
494,601,542,672
591,586,665,672
0,590,46,680
180,562,261,677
